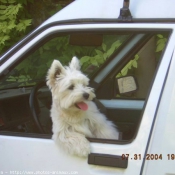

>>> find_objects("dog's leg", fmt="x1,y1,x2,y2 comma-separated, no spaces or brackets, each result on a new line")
94,121,119,140
90,113,119,140
53,131,90,157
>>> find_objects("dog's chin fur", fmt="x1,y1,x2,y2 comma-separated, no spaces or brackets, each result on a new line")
46,56,119,157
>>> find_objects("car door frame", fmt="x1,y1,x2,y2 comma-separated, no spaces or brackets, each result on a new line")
1,23,175,175
141,47,175,175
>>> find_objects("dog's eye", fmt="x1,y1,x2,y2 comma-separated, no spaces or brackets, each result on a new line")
68,85,74,90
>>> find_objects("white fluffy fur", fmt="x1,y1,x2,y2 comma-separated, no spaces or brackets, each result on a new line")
46,56,119,157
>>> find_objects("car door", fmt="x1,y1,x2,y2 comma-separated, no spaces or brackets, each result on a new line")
141,49,175,175
0,23,175,175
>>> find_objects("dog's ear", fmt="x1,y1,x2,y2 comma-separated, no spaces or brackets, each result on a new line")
69,56,81,71
46,60,66,88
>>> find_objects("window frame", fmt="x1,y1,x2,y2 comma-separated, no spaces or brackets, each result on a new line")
0,23,175,146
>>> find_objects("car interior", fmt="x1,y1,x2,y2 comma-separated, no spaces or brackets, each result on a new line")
0,30,170,143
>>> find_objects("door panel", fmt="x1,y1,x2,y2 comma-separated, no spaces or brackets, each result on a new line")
0,135,142,174
1,24,175,174
142,49,175,175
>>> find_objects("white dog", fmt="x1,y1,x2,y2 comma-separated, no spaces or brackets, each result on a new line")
46,56,119,157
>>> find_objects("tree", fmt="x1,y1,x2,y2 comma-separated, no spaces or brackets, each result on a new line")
0,0,33,53
0,0,73,54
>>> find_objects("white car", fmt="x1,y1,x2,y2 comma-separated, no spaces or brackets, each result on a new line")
0,0,175,174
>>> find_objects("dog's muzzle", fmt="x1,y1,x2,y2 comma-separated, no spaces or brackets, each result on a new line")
83,93,89,100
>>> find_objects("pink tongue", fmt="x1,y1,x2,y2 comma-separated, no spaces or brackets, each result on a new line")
76,102,88,111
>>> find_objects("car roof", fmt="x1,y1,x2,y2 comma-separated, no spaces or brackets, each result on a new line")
40,0,175,27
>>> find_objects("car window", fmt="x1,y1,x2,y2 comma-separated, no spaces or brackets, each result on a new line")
96,33,169,100
0,30,170,143
0,33,130,90
115,34,168,99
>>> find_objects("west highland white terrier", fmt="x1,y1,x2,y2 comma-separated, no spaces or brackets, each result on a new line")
46,56,119,157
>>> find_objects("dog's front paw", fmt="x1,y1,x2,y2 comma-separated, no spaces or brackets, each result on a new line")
55,133,91,157
72,137,90,157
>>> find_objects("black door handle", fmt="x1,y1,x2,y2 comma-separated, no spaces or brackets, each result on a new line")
88,153,128,168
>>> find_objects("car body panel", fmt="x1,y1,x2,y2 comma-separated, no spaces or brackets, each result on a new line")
40,0,175,28
0,25,175,174
142,49,175,175
0,0,175,174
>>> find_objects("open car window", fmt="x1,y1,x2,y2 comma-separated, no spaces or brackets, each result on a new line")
0,33,131,90
0,29,171,143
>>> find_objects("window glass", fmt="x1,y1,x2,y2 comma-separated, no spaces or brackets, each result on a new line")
95,32,169,100
0,33,130,90
114,33,168,99
0,30,170,142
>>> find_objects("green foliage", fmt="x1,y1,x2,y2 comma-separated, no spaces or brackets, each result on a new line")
0,0,33,53
116,33,168,79
117,54,140,78
155,34,168,63
1,31,169,89
48,4,62,16
5,36,97,86
3,35,127,88
7,75,34,86
156,34,167,52
80,40,122,69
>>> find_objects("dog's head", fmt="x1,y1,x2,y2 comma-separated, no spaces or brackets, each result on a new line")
46,56,96,111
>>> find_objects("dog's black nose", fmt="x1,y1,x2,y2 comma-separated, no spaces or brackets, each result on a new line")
83,93,89,99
